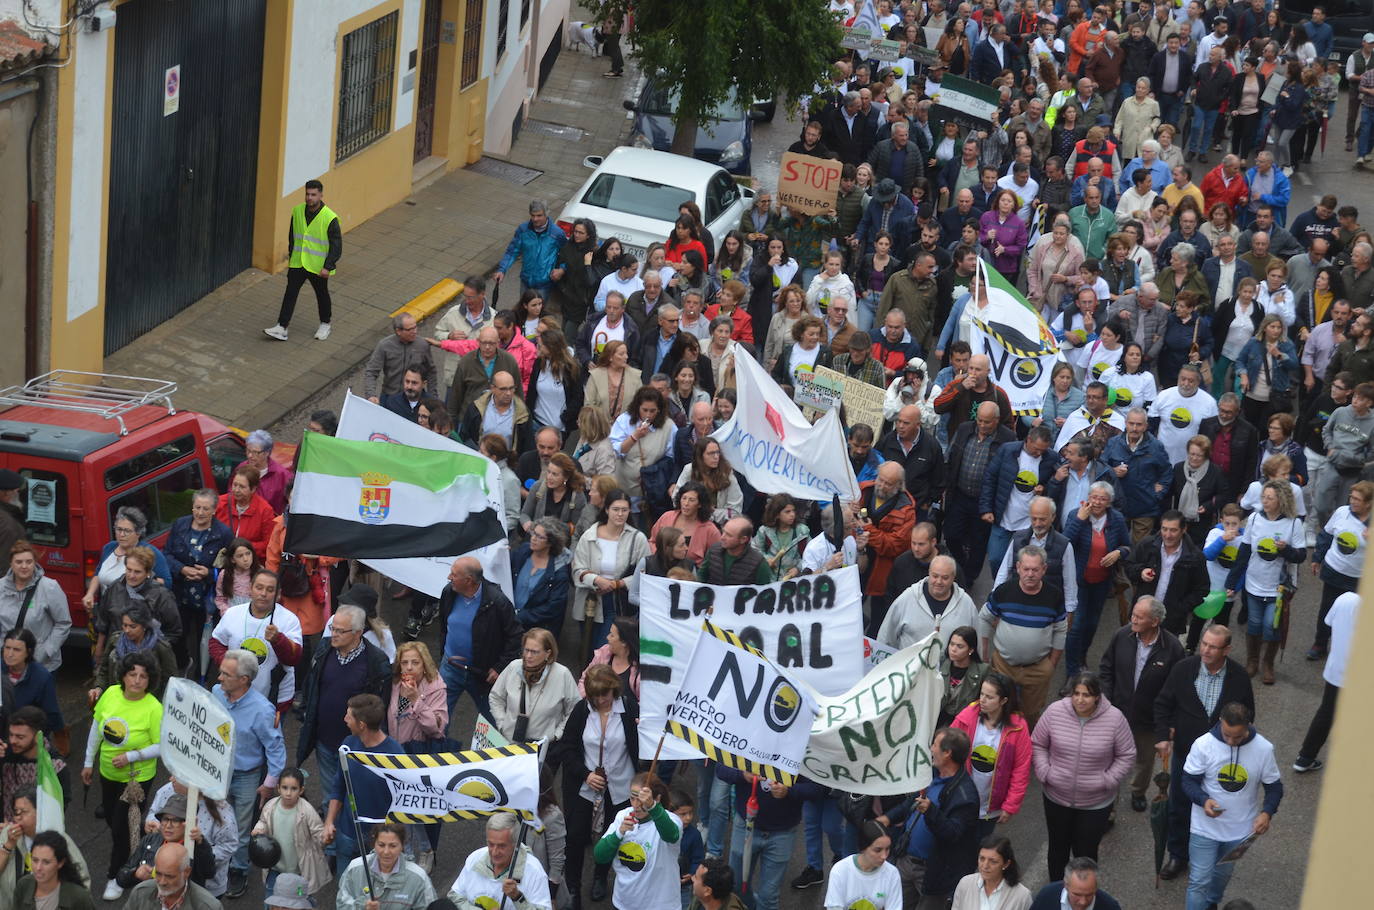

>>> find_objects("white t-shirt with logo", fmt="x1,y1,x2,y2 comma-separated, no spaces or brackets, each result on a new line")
1321,506,1368,578
1149,386,1218,464
606,806,682,910
1099,367,1158,410
1204,525,1242,592
1000,450,1042,532
970,721,1004,818
822,855,904,910
1238,512,1304,597
209,602,304,704
1184,729,1281,842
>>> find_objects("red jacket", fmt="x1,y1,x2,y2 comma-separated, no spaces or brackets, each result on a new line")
1200,165,1249,217
217,493,276,560
704,303,755,345
858,481,916,596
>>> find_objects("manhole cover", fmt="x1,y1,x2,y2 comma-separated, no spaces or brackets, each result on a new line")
523,119,587,141
467,157,544,184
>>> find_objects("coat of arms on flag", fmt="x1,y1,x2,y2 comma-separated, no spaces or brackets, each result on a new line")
359,473,392,524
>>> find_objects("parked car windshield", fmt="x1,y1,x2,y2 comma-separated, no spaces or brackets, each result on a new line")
640,83,746,121
581,173,694,221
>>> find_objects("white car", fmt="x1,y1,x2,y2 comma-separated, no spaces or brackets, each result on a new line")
555,147,754,264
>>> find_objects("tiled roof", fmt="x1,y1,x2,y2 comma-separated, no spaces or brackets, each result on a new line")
0,20,52,73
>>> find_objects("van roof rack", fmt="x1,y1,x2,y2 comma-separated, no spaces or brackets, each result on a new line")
0,370,178,436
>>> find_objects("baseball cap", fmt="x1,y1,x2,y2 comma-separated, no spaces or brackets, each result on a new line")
1364,33,1374,44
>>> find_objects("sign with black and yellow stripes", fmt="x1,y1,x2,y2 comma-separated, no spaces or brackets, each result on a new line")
665,620,818,785
344,742,541,826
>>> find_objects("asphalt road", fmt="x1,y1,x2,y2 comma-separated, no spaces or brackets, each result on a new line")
78,90,1374,910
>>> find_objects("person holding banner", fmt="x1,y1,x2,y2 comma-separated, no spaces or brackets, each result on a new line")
593,773,683,910
337,824,435,910
551,664,640,909
886,726,979,910
450,814,551,910
323,695,405,866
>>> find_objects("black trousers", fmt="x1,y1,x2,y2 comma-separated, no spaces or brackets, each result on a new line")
942,490,989,585
1298,681,1340,762
276,267,332,327
1313,575,1357,646
601,32,624,74
1042,796,1112,882
564,794,629,899
102,774,150,878
1230,112,1261,160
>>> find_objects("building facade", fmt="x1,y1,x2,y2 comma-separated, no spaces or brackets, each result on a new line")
0,0,567,375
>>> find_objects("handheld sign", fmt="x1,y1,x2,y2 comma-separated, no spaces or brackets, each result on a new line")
161,678,236,800
777,152,843,217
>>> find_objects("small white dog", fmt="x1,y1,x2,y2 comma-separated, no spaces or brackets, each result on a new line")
566,20,601,55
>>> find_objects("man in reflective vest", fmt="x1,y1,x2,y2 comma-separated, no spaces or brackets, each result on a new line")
265,179,341,342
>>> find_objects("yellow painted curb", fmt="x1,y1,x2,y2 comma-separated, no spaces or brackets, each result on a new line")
390,278,462,321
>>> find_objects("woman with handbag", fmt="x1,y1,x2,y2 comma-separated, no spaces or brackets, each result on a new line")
385,641,448,870
609,388,678,524
551,664,641,910
572,490,649,653
490,628,580,746
1158,291,1212,390
1236,314,1300,427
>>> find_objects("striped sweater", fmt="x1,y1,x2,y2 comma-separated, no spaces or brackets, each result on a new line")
978,581,1068,665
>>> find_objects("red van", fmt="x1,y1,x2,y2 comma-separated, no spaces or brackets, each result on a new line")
0,372,247,640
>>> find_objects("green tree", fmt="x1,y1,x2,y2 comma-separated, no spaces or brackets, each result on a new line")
595,0,843,155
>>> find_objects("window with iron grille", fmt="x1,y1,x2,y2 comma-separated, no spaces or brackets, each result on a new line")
461,0,483,88
520,0,530,29
336,11,399,162
497,0,510,59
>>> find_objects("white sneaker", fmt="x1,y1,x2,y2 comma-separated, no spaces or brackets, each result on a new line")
102,879,124,901
263,324,289,341
1358,156,1368,166
314,322,332,340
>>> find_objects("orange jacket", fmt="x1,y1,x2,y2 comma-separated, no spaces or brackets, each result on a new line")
1068,21,1105,75
858,481,916,596
265,515,339,636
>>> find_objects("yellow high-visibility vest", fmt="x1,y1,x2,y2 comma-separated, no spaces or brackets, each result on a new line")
290,203,338,274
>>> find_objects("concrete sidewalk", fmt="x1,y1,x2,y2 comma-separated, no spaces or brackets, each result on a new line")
105,41,634,431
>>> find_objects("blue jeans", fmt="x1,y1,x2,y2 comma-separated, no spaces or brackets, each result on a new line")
1245,591,1280,642
802,799,845,869
728,816,797,910
313,744,341,809
1190,106,1219,154
228,766,263,872
333,826,361,868
1158,94,1182,129
706,775,734,856
441,659,493,725
986,524,1016,579
856,291,879,333
1065,579,1112,676
1186,831,1248,910
1359,106,1374,158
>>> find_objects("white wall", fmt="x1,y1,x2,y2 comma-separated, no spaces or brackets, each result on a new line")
0,0,62,32
66,25,108,322
283,0,421,194
482,0,568,154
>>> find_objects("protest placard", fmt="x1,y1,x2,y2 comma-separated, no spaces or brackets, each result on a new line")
803,634,945,795
777,152,844,217
161,678,235,800
638,568,865,759
833,369,888,434
929,74,1000,132
795,367,845,414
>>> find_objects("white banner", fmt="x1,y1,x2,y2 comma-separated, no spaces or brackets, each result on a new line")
638,568,865,759
667,621,819,783
803,634,945,795
711,352,860,503
336,392,514,601
346,745,541,825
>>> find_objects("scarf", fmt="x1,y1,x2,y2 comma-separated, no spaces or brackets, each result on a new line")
1179,460,1208,523
115,624,164,659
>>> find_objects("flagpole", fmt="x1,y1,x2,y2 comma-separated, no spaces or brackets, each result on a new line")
496,818,530,910
339,748,375,900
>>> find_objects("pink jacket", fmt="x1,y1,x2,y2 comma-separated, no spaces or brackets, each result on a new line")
951,702,1033,817
1031,695,1136,808
578,644,640,700
437,332,538,393
386,675,450,744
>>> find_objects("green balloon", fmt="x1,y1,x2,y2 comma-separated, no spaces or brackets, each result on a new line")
1105,387,1117,407
1194,590,1228,619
